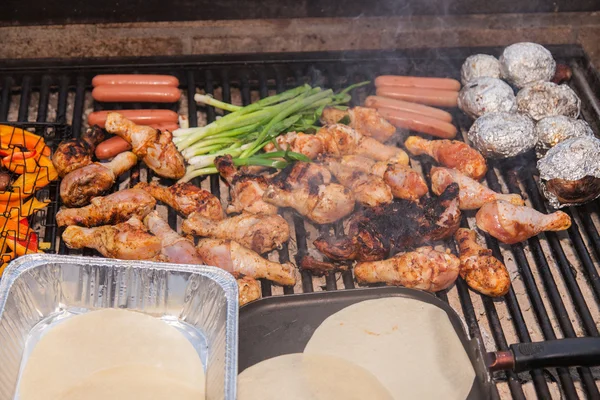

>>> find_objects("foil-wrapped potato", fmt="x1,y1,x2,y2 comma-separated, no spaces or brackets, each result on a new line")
460,54,502,85
467,112,536,159
537,136,600,208
458,77,516,119
535,115,594,158
516,81,580,121
500,42,556,88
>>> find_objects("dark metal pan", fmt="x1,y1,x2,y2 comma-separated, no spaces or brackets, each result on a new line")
238,287,600,399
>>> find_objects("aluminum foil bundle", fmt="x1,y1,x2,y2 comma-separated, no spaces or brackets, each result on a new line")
537,136,600,208
460,54,502,85
458,77,516,119
467,112,536,158
535,115,594,158
516,81,580,121
499,42,556,88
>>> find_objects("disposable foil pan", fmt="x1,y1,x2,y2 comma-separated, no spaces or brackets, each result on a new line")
0,254,238,400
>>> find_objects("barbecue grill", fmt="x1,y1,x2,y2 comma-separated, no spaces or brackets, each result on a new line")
1,45,600,399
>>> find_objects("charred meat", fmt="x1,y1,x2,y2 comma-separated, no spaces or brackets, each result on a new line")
53,126,107,177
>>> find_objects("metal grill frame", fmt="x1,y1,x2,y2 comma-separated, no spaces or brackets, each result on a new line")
1,46,600,399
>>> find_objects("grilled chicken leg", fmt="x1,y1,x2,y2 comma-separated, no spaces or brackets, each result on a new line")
182,212,290,254
214,155,278,215
431,167,524,210
341,155,428,201
135,181,224,220
455,228,510,297
320,106,396,142
321,156,392,207
56,188,156,227
476,200,572,244
263,183,355,224
60,151,138,207
143,211,261,305
105,112,185,179
62,216,161,259
354,246,460,292
53,126,107,177
197,238,296,286
405,136,487,180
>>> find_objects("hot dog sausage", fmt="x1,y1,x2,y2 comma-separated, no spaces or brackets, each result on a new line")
375,76,461,91
377,108,457,139
365,96,453,122
88,109,179,128
92,74,179,87
95,136,133,160
92,85,181,103
152,123,180,132
376,86,458,108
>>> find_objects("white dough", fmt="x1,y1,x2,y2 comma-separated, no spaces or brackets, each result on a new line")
304,297,475,400
237,353,393,400
18,308,205,400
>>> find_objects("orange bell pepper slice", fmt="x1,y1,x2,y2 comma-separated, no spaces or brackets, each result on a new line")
3,150,39,174
5,234,42,256
0,125,51,157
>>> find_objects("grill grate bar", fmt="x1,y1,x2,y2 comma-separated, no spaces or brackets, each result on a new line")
0,77,12,121
17,76,31,122
36,75,51,123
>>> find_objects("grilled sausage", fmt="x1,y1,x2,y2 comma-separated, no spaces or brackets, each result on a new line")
87,109,179,128
377,108,457,139
92,85,181,103
95,136,133,160
365,96,453,122
92,74,179,87
376,86,458,108
375,76,461,91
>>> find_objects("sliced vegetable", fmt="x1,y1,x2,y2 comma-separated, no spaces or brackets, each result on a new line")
0,125,51,157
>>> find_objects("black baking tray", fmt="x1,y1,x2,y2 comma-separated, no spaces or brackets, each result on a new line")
239,287,491,399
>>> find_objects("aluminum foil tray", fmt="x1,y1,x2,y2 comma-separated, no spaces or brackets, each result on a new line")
0,254,239,400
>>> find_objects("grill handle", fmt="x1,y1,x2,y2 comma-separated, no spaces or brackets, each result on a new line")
487,337,600,373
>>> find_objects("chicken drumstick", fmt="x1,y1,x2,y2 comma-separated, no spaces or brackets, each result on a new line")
320,106,396,142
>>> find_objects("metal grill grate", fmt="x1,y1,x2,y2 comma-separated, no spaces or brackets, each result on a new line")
1,46,600,399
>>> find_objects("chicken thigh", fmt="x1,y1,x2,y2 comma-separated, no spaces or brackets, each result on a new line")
53,126,107,177
320,106,396,142
354,246,460,292
405,136,487,180
135,181,224,220
431,167,524,210
56,188,156,227
62,216,161,260
476,200,572,244
60,151,138,207
182,212,290,254
197,238,296,286
105,112,185,179
455,228,510,297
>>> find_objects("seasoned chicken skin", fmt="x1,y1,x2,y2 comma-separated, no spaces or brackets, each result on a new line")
405,136,487,180
455,228,510,297
56,188,156,227
354,246,460,292
214,155,278,215
105,112,185,179
265,124,408,163
476,200,572,244
341,155,428,201
320,106,396,142
62,216,161,260
182,212,290,254
431,167,524,210
60,151,138,207
197,238,296,286
237,276,262,306
321,156,392,207
135,181,224,220
53,126,107,177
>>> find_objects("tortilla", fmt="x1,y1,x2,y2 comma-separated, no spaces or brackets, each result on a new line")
58,365,204,400
18,308,205,400
237,353,393,400
304,297,475,400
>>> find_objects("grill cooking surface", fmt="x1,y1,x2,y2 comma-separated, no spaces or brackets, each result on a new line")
1,47,600,399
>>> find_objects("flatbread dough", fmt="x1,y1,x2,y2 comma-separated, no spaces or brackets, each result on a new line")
238,353,393,400
18,308,205,400
58,365,204,400
304,297,475,400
